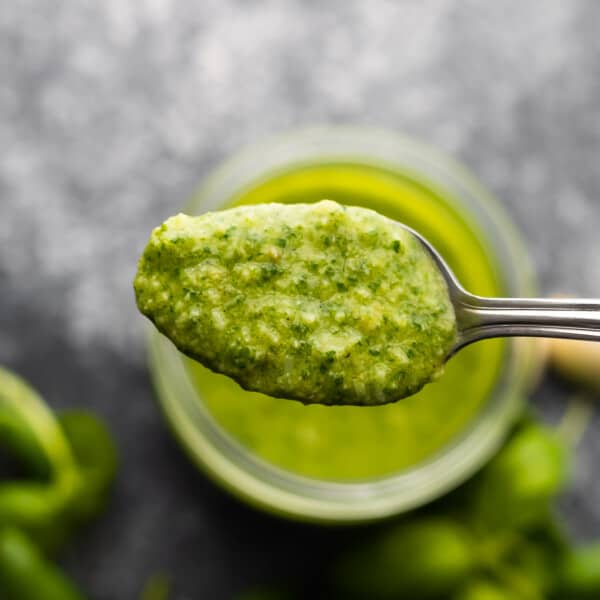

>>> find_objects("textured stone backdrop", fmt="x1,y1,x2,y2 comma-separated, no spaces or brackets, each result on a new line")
2,1,600,598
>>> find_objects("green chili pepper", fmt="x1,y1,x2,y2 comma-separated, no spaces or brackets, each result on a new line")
331,517,474,599
0,527,85,600
0,368,117,551
0,406,50,478
0,368,77,479
0,482,58,526
0,368,81,548
0,365,117,598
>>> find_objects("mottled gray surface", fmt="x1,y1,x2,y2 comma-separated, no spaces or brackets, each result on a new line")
2,1,600,598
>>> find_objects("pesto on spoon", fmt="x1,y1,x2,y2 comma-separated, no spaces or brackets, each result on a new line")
134,200,457,405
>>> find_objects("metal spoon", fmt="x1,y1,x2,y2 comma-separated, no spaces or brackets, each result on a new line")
402,223,600,359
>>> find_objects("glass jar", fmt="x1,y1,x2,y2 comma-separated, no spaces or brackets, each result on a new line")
148,127,536,523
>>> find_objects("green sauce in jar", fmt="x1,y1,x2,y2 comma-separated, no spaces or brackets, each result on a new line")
185,163,506,480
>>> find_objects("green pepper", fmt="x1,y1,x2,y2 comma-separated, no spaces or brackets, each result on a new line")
0,368,117,548
0,365,117,599
0,367,76,481
0,406,50,478
0,368,81,547
0,482,58,527
331,517,474,599
0,527,85,600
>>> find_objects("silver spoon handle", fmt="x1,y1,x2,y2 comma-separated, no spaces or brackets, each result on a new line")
454,295,600,350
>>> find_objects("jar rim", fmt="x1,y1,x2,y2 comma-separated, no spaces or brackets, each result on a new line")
149,126,536,523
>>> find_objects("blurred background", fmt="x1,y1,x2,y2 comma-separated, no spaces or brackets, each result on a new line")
2,1,600,598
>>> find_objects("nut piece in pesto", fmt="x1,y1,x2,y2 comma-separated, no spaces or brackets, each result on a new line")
134,200,457,405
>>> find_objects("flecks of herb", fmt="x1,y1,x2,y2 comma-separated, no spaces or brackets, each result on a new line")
333,374,345,387
260,263,281,281
291,323,309,336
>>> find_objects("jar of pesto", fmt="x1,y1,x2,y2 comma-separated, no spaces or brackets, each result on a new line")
149,128,536,523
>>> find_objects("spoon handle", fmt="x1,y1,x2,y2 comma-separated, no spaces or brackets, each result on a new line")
453,295,600,351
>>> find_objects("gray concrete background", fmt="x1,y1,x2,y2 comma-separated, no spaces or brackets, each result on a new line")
2,1,600,598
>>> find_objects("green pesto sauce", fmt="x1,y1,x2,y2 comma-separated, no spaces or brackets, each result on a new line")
184,163,506,480
135,200,457,405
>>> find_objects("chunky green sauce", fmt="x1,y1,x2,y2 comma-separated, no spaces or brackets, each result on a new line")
184,163,506,480
135,200,456,405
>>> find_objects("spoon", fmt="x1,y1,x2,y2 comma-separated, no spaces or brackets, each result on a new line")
137,201,598,405
405,223,600,359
